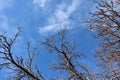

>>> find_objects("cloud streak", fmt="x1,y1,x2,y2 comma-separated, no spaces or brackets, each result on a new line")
33,0,46,8
38,0,83,34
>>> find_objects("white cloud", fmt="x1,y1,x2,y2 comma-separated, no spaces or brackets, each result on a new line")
38,0,83,34
67,0,79,15
39,24,57,33
39,21,70,34
33,0,46,8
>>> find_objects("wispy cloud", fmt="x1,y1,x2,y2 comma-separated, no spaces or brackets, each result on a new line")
33,0,46,8
0,14,9,31
39,22,70,33
0,0,13,11
38,0,83,34
0,0,12,29
0,0,16,36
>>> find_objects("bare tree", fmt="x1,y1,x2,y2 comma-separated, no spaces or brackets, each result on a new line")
41,29,102,80
87,0,120,79
0,28,45,80
0,27,100,80
41,29,86,80
3,1,119,78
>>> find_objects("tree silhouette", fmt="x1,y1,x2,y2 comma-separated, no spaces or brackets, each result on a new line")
87,0,120,79
0,28,98,80
0,28,44,80
41,29,85,80
1,0,120,80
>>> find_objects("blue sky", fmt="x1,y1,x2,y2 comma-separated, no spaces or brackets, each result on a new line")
0,0,99,78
